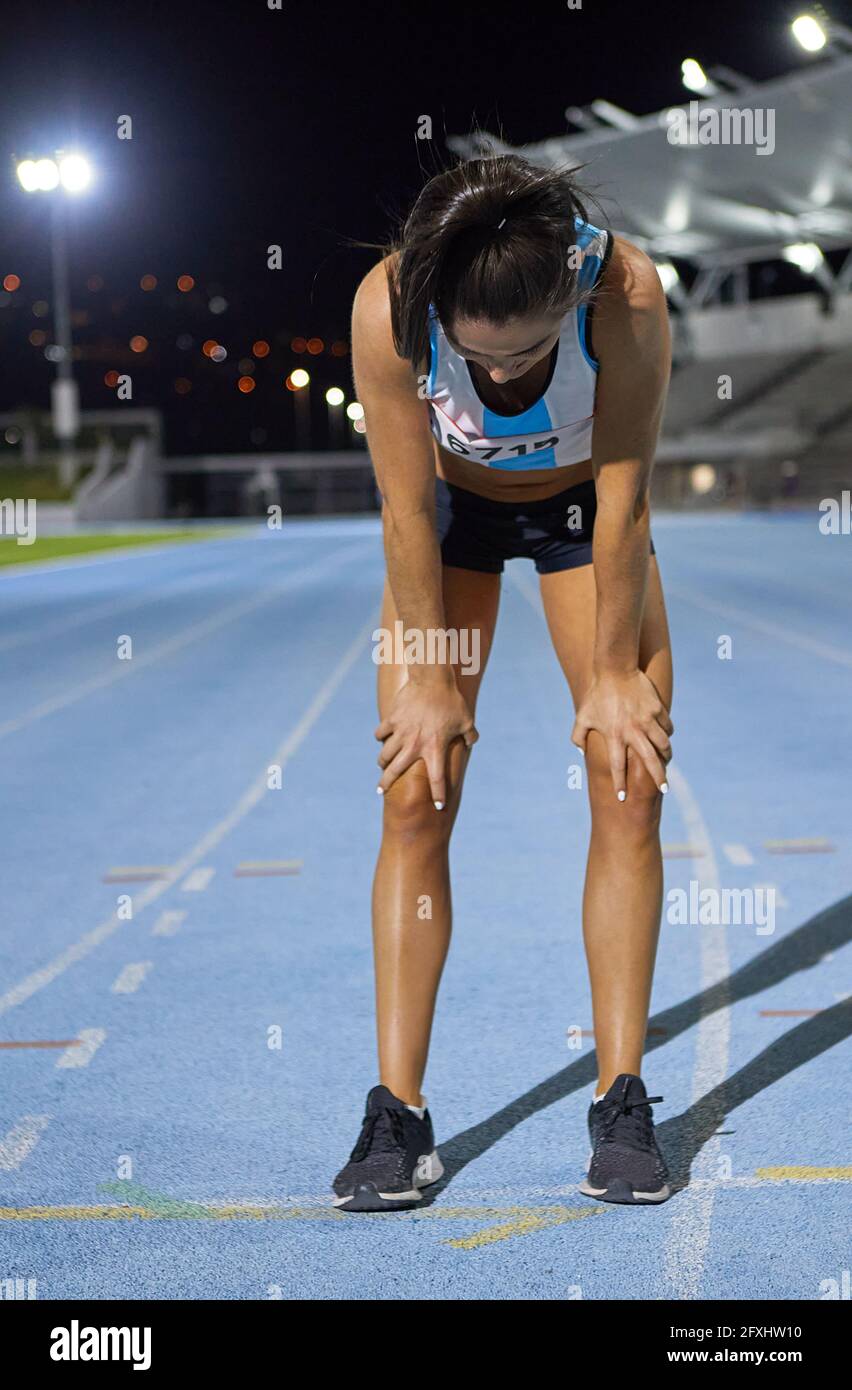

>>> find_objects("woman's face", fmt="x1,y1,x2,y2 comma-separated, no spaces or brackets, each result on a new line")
445,310,564,384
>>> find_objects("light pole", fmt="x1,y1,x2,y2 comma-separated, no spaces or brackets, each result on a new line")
15,151,92,487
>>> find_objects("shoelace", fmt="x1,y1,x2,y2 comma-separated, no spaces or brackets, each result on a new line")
350,1106,407,1162
598,1092,663,1150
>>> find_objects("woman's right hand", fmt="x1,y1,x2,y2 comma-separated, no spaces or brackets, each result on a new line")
375,676,478,808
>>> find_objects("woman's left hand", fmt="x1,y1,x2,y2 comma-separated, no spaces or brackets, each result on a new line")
572,669,673,800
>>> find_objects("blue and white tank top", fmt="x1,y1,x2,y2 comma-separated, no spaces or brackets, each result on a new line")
425,218,611,471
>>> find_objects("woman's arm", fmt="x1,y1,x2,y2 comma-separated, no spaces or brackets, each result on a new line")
352,261,477,807
571,237,674,797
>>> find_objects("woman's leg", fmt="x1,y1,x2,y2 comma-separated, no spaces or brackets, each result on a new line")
539,557,673,1094
373,566,500,1105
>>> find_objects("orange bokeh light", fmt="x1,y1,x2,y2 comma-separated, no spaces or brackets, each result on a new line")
331,340,349,357
307,337,324,354
252,339,270,358
290,336,307,353
238,376,255,394
129,335,148,353
140,274,157,291
202,339,218,357
104,370,120,388
177,275,195,292
29,329,46,346
3,274,20,292
174,378,192,395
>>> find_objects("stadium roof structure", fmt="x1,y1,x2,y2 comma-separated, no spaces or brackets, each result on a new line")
449,48,852,300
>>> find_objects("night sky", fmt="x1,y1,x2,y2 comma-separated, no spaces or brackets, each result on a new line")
0,0,841,455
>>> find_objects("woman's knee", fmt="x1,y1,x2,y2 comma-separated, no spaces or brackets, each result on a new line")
586,739,662,839
381,744,467,844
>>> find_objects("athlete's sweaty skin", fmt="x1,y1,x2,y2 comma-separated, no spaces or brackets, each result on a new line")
352,236,672,1105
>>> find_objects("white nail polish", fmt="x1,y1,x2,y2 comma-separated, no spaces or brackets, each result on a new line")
617,790,626,802
434,801,444,811
660,781,669,794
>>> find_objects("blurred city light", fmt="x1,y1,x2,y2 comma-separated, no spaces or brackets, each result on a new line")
237,376,255,393
252,340,270,357
690,464,716,494
177,275,195,292
290,368,310,388
346,401,364,421
325,387,345,407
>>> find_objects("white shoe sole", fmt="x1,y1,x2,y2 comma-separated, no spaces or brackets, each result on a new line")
333,1150,444,1208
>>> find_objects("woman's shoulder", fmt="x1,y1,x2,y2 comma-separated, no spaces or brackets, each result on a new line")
602,235,664,312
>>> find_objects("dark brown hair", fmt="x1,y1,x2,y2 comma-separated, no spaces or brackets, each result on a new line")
386,154,601,366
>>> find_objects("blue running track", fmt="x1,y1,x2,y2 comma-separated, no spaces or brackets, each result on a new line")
0,514,849,1300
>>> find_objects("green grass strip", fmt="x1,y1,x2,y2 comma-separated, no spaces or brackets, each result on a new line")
0,529,235,568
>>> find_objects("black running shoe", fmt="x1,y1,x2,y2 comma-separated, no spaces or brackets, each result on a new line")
580,1073,670,1205
332,1084,444,1212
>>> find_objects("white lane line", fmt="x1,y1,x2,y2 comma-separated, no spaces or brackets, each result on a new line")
510,566,732,1298
0,616,373,1018
0,541,367,741
0,553,260,654
667,584,852,671
664,764,730,1301
55,1029,107,1069
180,867,214,893
111,962,153,994
723,843,754,866
0,1115,50,1171
151,909,186,937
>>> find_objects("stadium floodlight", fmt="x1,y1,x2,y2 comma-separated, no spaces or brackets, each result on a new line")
791,14,828,50
782,241,824,274
13,149,95,487
16,151,93,194
290,368,310,389
16,157,59,191
325,387,344,407
58,154,92,192
680,59,717,94
655,262,680,294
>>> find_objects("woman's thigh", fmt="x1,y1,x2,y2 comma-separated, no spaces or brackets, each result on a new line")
377,565,502,720
538,556,673,714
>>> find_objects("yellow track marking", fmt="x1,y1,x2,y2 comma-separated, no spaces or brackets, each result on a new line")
756,1167,852,1182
